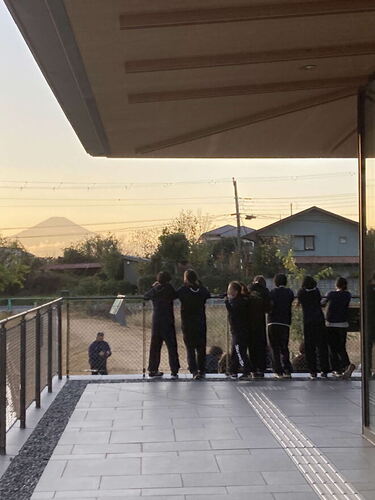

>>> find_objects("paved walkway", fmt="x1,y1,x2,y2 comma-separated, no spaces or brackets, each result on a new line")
30,379,375,500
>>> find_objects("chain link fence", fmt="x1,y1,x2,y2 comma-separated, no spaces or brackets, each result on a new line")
65,298,229,375
65,296,361,375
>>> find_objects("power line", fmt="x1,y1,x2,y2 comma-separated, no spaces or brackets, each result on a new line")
0,213,230,233
0,171,357,190
0,201,236,208
0,195,234,202
241,192,357,200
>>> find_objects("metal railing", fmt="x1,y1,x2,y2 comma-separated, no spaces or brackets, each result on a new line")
0,298,63,455
0,294,361,455
64,296,361,376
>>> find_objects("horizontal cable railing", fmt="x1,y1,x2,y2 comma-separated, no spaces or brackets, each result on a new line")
0,298,63,455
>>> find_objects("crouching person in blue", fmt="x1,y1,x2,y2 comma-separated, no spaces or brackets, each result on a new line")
88,332,111,375
144,271,180,378
177,269,211,380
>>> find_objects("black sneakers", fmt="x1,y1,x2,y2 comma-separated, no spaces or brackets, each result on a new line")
149,371,163,378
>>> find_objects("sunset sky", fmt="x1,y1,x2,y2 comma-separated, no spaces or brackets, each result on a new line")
0,2,358,255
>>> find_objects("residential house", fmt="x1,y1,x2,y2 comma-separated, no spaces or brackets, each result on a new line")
46,255,150,285
201,224,254,242
243,206,359,277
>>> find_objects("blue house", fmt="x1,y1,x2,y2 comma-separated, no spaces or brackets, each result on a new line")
244,207,359,277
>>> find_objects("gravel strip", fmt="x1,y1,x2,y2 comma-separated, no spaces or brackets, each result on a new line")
0,380,87,500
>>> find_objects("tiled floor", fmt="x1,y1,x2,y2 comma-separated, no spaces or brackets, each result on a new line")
30,379,375,500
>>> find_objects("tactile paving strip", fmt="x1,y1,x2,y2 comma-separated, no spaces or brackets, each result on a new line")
238,387,363,500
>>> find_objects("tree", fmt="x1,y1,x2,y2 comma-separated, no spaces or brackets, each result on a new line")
279,248,333,287
155,231,190,274
251,237,285,277
122,227,160,258
167,210,212,245
61,234,122,263
0,237,31,293
60,234,124,280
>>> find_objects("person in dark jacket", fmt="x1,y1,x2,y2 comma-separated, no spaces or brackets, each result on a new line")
248,276,271,377
225,281,252,380
88,332,111,375
177,269,211,380
268,273,294,379
297,276,330,379
322,277,355,378
144,271,180,378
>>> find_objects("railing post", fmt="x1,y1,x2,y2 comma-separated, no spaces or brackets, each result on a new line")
35,311,41,409
57,302,62,380
20,318,26,429
142,301,146,378
66,301,70,378
0,325,7,454
47,308,53,393
226,317,230,375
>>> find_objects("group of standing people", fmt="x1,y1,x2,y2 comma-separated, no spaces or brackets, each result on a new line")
144,269,210,379
144,270,356,381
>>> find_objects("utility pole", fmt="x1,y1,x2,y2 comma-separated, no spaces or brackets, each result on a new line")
290,202,293,216
232,177,242,274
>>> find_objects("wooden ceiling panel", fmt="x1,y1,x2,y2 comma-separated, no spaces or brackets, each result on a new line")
125,55,375,95
119,1,375,30
138,96,357,158
120,12,375,60
9,0,372,157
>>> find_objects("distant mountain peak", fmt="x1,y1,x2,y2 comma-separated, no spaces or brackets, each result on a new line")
14,217,93,257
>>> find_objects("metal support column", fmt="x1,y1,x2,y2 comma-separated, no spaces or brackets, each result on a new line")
20,319,26,429
35,311,41,409
47,308,53,393
0,325,7,454
57,303,62,380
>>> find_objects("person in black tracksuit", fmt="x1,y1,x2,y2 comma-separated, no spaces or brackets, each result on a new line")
144,271,180,378
322,277,355,378
297,276,330,379
225,281,252,380
268,273,294,378
177,269,211,380
248,276,271,377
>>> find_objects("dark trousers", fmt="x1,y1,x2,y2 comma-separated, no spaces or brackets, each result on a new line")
148,331,180,374
230,335,252,375
90,360,108,375
326,327,350,372
184,336,206,374
90,367,107,375
249,329,267,373
268,324,292,375
304,322,330,374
